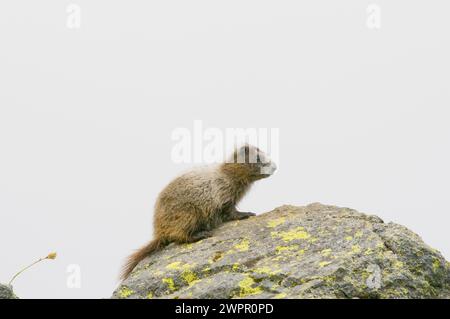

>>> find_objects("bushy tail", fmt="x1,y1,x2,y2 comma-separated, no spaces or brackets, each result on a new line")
120,238,164,280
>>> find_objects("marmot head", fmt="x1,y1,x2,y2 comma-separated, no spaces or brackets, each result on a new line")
222,144,277,181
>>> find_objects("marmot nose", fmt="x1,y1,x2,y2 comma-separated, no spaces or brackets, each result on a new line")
269,162,277,174
261,162,277,175
271,162,277,171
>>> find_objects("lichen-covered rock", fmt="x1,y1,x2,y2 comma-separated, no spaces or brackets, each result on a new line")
113,203,450,299
0,284,18,299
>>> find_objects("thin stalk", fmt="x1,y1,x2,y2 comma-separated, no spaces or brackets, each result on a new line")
8,252,57,286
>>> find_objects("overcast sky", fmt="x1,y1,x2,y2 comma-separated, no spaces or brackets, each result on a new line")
1,1,449,298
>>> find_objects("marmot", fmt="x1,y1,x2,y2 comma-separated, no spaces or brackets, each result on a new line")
120,144,277,280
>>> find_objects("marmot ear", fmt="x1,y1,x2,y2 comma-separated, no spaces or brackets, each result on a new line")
239,144,250,154
238,144,258,163
232,145,245,163
231,144,249,163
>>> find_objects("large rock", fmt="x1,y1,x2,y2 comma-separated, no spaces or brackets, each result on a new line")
0,284,18,299
113,203,450,299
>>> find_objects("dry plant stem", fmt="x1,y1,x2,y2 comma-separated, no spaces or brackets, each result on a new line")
8,257,46,286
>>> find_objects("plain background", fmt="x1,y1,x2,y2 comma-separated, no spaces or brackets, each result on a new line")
0,1,449,298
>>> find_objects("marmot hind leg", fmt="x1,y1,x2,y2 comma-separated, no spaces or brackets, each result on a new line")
186,230,213,242
164,211,212,243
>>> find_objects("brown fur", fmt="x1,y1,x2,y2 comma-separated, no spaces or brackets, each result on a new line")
120,145,276,280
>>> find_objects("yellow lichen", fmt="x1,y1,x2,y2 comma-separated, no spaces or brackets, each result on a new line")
234,238,250,252
162,277,176,291
351,245,361,254
254,266,280,276
364,248,373,255
393,261,404,269
432,258,441,272
165,262,200,286
267,217,286,228
318,261,332,268
275,245,299,254
255,266,272,274
232,263,240,271
271,255,283,261
272,227,310,242
323,275,336,284
345,236,353,241
355,231,363,238
119,286,134,298
181,270,199,286
166,261,183,270
321,249,332,257
146,292,153,299
238,276,263,297
274,292,287,299
166,261,195,273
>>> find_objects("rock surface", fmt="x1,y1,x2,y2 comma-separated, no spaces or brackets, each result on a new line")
0,284,18,299
113,203,450,299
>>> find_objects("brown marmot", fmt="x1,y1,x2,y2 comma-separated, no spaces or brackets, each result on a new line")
120,144,277,279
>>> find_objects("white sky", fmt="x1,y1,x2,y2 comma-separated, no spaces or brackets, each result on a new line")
0,1,449,298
